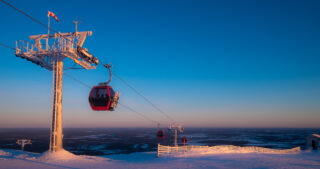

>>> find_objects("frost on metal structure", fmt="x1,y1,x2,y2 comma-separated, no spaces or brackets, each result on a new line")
15,30,98,152
168,123,184,147
16,139,32,151
15,31,98,70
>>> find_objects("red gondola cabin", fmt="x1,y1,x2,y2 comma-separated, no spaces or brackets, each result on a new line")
89,85,119,111
182,136,188,145
157,130,165,139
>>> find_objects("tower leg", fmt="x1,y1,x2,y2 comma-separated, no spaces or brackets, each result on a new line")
174,129,178,147
50,59,63,152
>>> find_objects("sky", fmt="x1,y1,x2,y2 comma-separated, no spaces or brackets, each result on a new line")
0,0,319,128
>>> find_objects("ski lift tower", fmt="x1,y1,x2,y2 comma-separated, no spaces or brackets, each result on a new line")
15,23,99,152
168,123,184,147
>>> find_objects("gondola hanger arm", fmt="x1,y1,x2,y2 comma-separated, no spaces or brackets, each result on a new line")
99,63,112,86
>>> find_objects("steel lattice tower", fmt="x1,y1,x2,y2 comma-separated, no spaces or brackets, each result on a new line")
15,28,99,152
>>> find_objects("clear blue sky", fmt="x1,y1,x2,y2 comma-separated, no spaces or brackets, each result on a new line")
0,0,319,128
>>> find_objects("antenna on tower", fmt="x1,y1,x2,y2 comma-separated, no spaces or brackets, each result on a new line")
73,19,82,33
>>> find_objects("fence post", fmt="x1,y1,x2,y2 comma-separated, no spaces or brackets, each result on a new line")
157,143,160,158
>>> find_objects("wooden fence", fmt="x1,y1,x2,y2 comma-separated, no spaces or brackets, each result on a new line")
157,144,209,157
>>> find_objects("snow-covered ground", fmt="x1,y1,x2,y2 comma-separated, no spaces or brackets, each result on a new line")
0,146,320,169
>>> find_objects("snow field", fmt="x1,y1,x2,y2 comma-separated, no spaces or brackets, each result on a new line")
0,147,319,169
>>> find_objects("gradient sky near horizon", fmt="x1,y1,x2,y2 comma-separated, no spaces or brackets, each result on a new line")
0,0,319,128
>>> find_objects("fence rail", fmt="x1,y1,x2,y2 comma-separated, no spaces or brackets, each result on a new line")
157,144,302,157
157,144,209,157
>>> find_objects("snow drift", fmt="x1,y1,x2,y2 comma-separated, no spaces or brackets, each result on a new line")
0,150,11,156
38,149,82,161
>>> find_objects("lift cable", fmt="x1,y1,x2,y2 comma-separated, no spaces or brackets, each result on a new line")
63,73,92,89
111,71,176,123
1,0,66,40
117,102,159,125
0,42,161,125
0,0,178,124
0,43,15,50
0,41,176,125
64,72,159,125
